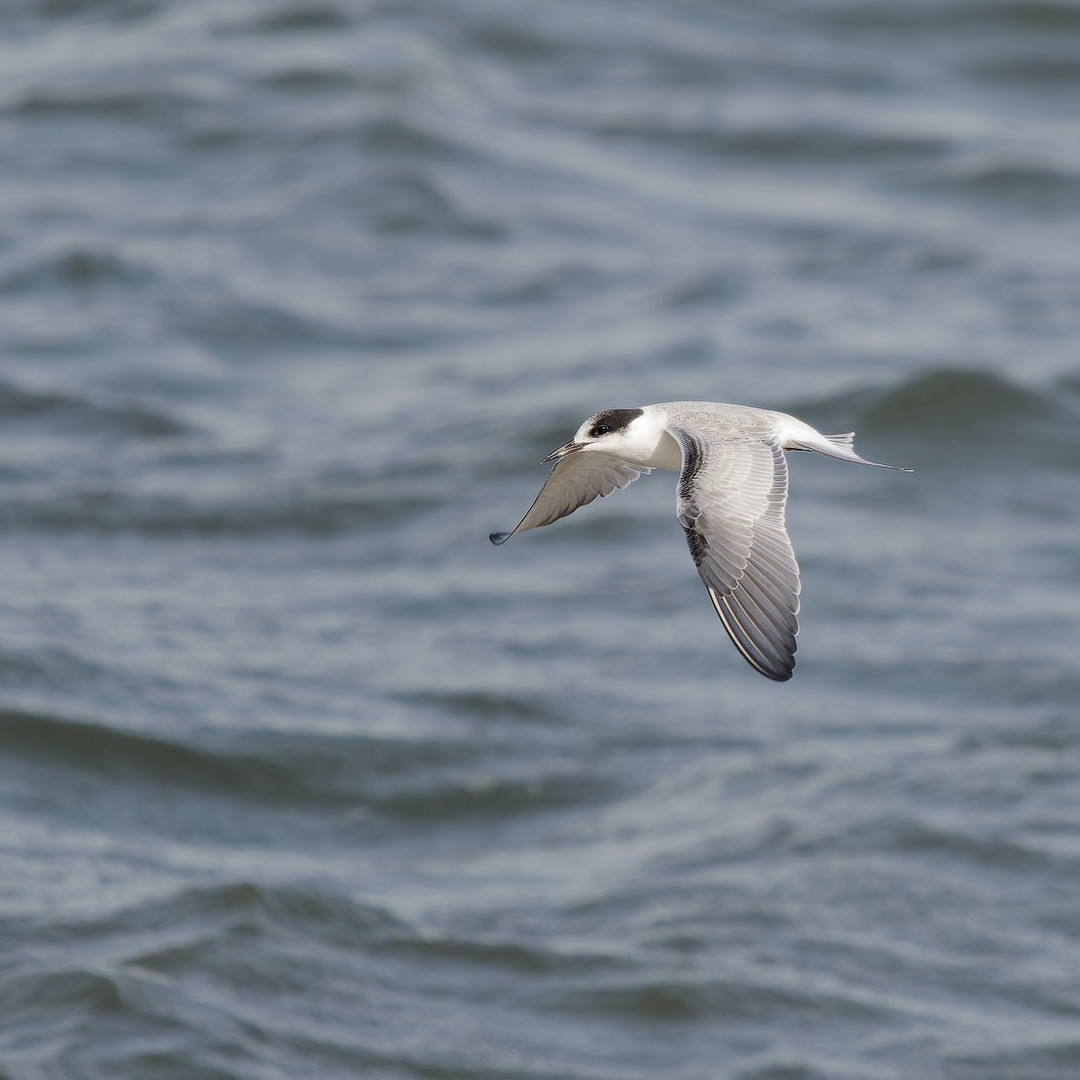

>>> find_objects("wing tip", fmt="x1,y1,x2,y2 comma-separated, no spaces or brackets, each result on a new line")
743,641,796,682
489,531,512,545
709,587,798,682
761,661,795,682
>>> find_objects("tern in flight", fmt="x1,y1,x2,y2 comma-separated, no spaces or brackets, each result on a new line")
490,402,908,681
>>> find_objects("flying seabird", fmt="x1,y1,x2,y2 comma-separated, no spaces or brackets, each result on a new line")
490,402,908,681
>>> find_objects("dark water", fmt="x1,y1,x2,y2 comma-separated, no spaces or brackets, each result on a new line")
2,1,1080,1077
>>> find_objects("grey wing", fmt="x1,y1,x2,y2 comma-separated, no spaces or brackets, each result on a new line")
672,428,801,681
490,452,650,545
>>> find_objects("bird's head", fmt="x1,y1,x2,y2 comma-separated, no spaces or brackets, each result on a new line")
541,408,648,463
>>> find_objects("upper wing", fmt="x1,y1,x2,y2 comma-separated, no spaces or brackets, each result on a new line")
672,428,801,681
490,452,650,545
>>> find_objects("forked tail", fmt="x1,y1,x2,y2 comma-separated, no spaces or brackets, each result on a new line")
787,430,911,470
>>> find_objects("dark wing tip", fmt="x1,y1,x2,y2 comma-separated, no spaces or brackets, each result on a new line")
708,587,798,682
735,636,796,681
760,660,795,682
489,531,512,545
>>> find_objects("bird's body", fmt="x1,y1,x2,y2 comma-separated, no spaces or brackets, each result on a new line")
490,402,907,681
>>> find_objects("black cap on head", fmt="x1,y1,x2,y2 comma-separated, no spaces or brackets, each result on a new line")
587,408,643,438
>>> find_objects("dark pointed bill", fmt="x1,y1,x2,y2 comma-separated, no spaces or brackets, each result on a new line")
541,442,583,463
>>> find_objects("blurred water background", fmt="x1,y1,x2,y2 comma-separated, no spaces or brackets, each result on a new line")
1,1,1080,1077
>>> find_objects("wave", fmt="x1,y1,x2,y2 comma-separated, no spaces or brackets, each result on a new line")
0,377,190,439
919,159,1080,214
244,4,351,36
6,87,190,122
809,367,1078,453
0,707,304,800
373,931,618,977
562,973,895,1024
581,113,949,167
115,880,402,958
0,877,407,1076
788,812,1060,873
0,243,149,294
167,291,369,353
378,768,612,822
0,706,608,822
820,0,1080,33
865,367,1057,426
0,484,424,536
3,966,125,1020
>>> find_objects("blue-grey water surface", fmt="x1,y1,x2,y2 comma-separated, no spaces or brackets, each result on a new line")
2,2,1080,1078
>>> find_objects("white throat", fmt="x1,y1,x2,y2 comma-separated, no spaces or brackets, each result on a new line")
614,412,683,471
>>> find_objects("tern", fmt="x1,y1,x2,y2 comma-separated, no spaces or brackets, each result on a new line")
490,402,908,681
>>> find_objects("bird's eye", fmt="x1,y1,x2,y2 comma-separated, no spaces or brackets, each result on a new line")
593,425,609,436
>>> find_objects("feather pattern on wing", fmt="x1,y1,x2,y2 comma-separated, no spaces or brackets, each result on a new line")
671,427,801,681
489,452,651,545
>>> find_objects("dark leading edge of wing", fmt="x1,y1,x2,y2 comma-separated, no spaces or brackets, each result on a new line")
672,428,801,682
